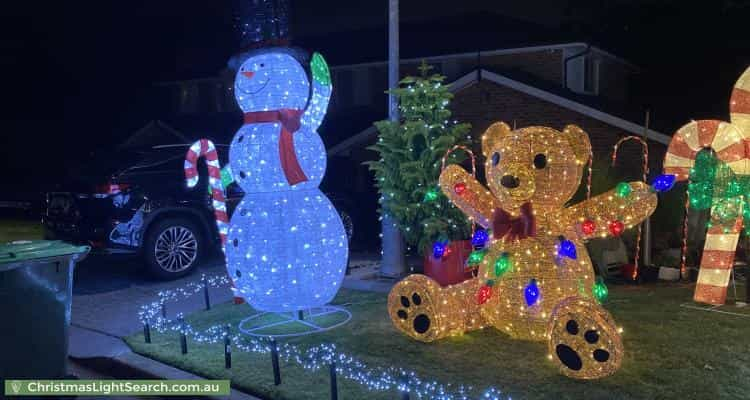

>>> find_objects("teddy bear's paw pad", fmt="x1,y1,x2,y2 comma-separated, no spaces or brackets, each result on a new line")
387,275,444,342
547,297,623,379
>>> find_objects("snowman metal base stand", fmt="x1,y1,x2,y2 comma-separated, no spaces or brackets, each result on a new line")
186,48,350,336
238,306,352,338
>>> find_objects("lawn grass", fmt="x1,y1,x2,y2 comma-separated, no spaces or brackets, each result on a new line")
0,218,43,243
126,282,750,400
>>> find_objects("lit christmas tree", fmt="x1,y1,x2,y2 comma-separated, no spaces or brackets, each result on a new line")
367,62,472,254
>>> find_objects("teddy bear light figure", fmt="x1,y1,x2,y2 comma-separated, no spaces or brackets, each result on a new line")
387,122,657,379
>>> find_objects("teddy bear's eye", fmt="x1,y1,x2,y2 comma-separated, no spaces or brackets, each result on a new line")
533,153,547,169
491,152,500,166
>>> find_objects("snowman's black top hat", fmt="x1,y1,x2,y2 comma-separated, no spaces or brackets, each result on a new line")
233,0,291,51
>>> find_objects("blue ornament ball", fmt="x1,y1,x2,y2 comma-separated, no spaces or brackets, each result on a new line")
557,237,577,260
524,279,540,306
652,174,676,193
432,241,447,259
471,229,489,248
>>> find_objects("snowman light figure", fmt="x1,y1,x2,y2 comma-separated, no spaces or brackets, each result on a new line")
187,48,348,313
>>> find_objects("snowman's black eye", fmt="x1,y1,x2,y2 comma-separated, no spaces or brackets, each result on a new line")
491,152,500,166
533,153,547,169
260,63,265,67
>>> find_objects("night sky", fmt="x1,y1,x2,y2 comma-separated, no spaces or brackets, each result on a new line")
3,0,749,194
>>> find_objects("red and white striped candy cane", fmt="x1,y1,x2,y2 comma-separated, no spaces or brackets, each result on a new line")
730,67,750,138
663,66,750,305
185,139,243,304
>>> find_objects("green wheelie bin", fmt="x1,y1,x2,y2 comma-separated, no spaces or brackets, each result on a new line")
0,240,89,379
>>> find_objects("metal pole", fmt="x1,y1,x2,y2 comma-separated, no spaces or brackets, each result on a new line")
179,317,188,355
270,339,281,385
224,325,231,369
329,361,338,400
203,275,211,310
143,323,151,344
380,0,407,278
642,110,652,267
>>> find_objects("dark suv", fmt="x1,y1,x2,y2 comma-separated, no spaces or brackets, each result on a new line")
43,144,354,279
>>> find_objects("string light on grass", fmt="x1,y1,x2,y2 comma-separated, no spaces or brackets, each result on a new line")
137,274,514,400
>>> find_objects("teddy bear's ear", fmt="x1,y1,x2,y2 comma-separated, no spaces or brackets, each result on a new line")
562,124,592,164
481,122,513,157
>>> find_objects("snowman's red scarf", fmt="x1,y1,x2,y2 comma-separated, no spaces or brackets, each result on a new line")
244,109,307,185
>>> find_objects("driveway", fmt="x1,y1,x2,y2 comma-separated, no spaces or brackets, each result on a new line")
70,253,236,358
68,251,384,359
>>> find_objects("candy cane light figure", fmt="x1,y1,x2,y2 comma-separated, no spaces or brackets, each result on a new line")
663,66,750,305
187,48,349,317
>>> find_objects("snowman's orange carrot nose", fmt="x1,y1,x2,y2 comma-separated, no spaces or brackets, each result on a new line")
242,71,255,79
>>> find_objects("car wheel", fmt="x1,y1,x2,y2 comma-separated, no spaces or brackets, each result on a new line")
144,217,203,279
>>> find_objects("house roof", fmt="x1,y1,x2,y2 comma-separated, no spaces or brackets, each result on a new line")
327,68,669,157
294,12,620,67
118,120,191,150
118,114,240,150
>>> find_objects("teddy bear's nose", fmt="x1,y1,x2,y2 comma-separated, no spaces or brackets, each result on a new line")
501,174,520,189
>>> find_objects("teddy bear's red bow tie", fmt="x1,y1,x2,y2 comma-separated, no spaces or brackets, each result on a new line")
492,202,537,242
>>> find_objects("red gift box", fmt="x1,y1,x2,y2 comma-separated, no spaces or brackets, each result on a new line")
423,240,474,287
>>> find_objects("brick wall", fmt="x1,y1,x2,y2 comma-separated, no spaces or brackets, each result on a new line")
331,49,565,113
451,80,666,180
481,49,563,85
595,56,632,103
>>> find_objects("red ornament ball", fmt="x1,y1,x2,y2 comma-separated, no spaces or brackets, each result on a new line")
608,220,624,237
443,246,453,258
477,284,493,305
454,182,467,195
581,219,596,235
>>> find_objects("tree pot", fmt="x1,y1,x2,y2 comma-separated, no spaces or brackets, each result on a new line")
423,240,473,287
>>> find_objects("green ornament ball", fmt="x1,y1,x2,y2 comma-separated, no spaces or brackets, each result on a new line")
615,182,632,198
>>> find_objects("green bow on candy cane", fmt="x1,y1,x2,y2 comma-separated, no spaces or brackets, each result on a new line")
688,151,750,233
207,165,235,194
